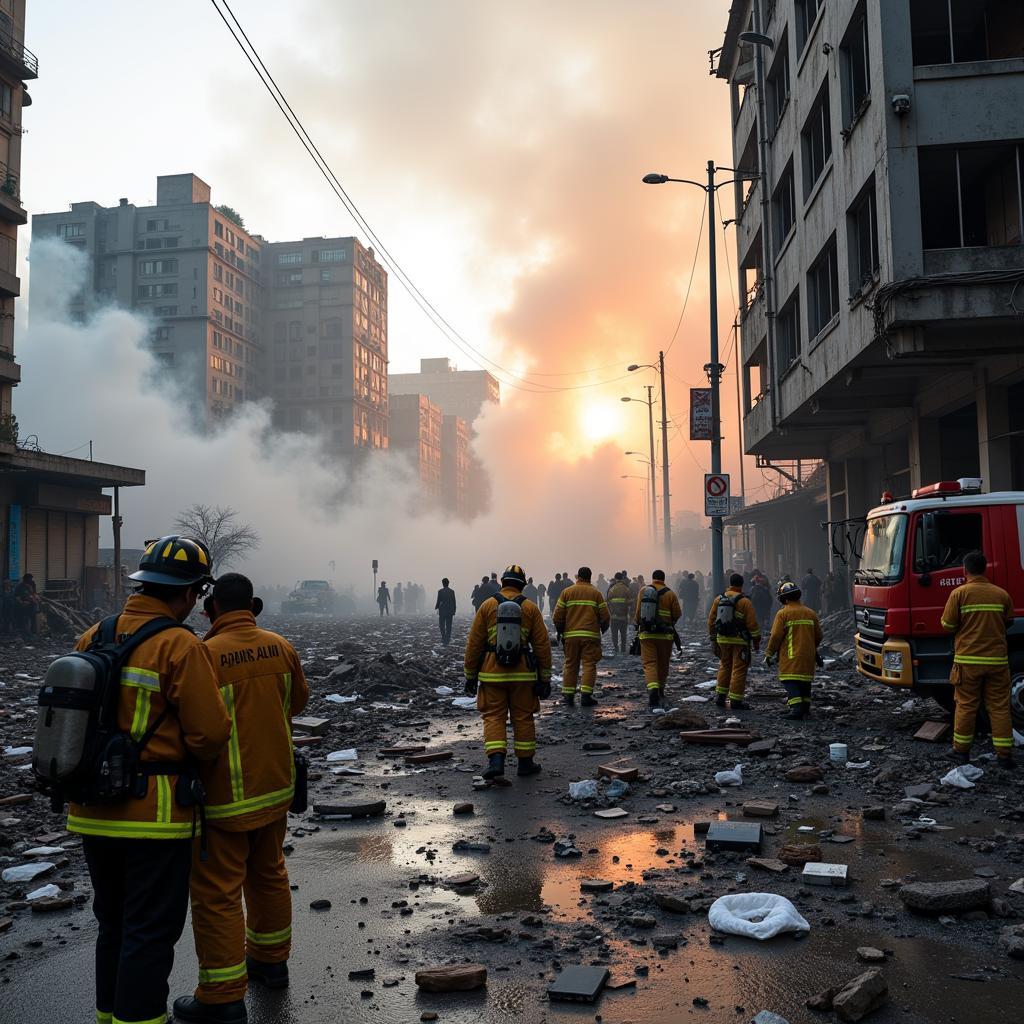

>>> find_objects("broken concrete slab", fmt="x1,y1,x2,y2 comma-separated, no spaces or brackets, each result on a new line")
913,721,951,743
291,716,331,736
779,844,823,866
653,892,690,913
405,750,454,764
705,821,762,853
803,862,849,886
1000,924,1024,959
594,807,629,820
899,879,991,914
784,765,823,783
856,947,886,963
380,745,427,756
415,964,487,992
747,858,790,874
580,879,614,893
597,759,639,783
742,800,780,818
547,965,609,1003
312,799,386,819
831,969,888,1022
679,728,761,746
651,707,709,731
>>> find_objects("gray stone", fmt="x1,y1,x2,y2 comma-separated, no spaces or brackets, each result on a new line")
831,969,888,1022
653,892,690,914
627,913,657,929
1000,924,1024,959
856,947,886,963
651,932,679,949
899,879,991,914
752,1013,791,1024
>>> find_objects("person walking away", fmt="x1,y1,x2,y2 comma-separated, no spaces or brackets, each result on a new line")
435,578,457,646
67,537,230,1024
464,565,552,779
553,566,610,707
708,573,761,711
471,577,487,611
14,572,40,635
764,580,822,720
394,582,404,615
941,549,1015,769
750,574,772,635
523,577,539,604
634,570,682,709
606,572,632,655
548,574,562,614
537,582,547,614
681,573,700,626
175,574,309,1023
800,568,822,613
0,578,15,634
596,573,608,598
377,582,391,617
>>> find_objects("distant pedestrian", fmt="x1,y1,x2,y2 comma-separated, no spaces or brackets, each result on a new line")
472,577,488,611
523,577,539,604
548,574,561,613
680,572,700,626
377,582,391,616
596,573,608,597
394,582,404,615
606,572,632,655
435,578,457,645
750,574,772,634
764,580,822,721
800,568,822,612
14,573,40,635
537,582,547,613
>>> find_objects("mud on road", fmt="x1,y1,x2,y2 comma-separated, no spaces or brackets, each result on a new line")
2,612,1024,1023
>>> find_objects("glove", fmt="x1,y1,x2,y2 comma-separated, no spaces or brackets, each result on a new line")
600,621,609,634
555,631,565,648
533,677,552,699
712,642,721,659
464,678,478,697
763,653,776,668
815,653,824,668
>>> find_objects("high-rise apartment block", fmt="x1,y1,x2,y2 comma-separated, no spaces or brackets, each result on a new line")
390,393,442,501
389,357,499,428
441,413,471,518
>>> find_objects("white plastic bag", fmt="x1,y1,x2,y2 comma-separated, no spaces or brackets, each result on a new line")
326,749,358,762
940,764,983,789
451,696,477,709
1013,729,1024,748
1,862,54,883
569,780,599,800
714,763,745,787
325,693,359,704
26,884,60,901
708,892,810,940
434,685,454,695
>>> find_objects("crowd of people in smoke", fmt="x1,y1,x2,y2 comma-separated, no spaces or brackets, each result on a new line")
374,579,431,616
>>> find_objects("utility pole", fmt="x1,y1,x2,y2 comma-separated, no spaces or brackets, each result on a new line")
659,350,671,569
645,384,657,543
112,486,122,607
706,159,725,598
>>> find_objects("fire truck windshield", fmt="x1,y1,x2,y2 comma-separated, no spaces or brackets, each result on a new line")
856,514,907,585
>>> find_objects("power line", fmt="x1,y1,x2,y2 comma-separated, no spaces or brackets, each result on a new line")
663,191,707,358
209,0,633,396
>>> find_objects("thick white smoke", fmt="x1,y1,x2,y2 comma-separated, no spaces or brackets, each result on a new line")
15,240,659,601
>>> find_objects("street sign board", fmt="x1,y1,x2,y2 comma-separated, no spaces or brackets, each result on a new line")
690,388,713,440
704,473,730,517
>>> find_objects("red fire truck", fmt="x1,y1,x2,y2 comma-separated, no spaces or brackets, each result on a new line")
853,479,1024,729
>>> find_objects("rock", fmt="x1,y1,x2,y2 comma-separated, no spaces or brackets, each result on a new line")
651,933,679,949
856,947,886,963
582,741,612,751
747,858,790,874
752,1013,791,1024
653,892,690,914
421,1014,439,1022
903,783,933,799
580,879,614,893
899,879,991,914
30,896,75,913
973,867,996,878
862,806,886,821
453,803,474,816
446,873,479,888
310,899,332,910
348,968,375,980
554,840,582,858
1000,924,1024,959
652,708,709,731
628,913,657,929
415,964,487,992
779,844,822,866
0,916,13,933
747,739,778,756
831,969,888,1022
806,986,838,1012
742,801,780,818
785,766,823,783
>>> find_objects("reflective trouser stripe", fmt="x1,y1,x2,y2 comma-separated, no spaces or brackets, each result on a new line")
198,961,248,984
779,674,813,682
246,925,292,946
953,732,974,744
954,655,1008,665
97,1012,113,1024
67,815,193,839
993,737,1014,748
479,673,537,682
514,741,536,753
484,741,506,752
221,684,245,804
564,630,601,639
112,1015,167,1024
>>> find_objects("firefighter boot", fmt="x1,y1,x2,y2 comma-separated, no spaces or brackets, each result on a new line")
952,750,972,766
730,700,752,711
563,692,576,706
784,707,807,721
516,757,542,777
996,756,1015,771
248,956,289,989
173,997,248,1024
715,693,727,708
648,689,662,709
482,753,506,779
581,692,598,707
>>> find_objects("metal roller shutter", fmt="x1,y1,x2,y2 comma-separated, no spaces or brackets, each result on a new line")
66,514,85,587
47,512,67,580
24,510,46,582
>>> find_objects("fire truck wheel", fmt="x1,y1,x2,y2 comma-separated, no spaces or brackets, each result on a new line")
1010,656,1024,733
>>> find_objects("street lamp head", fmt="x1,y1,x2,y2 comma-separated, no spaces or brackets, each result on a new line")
642,173,669,185
739,30,774,48
620,396,632,403
627,364,641,372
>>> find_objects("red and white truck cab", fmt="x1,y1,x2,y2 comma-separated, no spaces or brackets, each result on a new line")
853,479,1024,728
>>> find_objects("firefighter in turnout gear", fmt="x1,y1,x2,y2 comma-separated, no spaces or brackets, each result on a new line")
464,564,553,779
553,566,610,707
634,570,682,709
708,573,761,710
69,536,230,1024
941,550,1015,769
606,572,632,655
764,580,823,720
174,575,310,1023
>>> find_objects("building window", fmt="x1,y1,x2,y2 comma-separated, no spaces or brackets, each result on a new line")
847,177,879,294
0,82,11,118
910,0,1024,66
919,144,1023,249
840,4,870,134
314,249,346,263
154,305,178,316
137,283,178,299
154,326,171,342
321,318,344,339
795,0,822,54
277,271,303,286
277,251,303,265
807,235,840,340
140,259,178,276
57,223,85,238
320,269,333,283
801,82,832,199
771,160,796,254
154,352,174,366
766,30,790,132
146,218,170,232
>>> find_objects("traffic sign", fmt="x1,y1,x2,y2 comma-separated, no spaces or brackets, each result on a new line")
704,473,731,517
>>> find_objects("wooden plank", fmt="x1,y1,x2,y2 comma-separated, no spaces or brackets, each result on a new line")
914,721,951,743
291,716,331,736
292,735,323,747
380,745,427,756
679,729,761,747
597,759,639,783
405,750,453,765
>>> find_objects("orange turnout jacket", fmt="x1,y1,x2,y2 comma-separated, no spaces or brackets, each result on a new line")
201,610,309,831
553,581,610,640
67,595,230,840
766,602,822,682
707,586,761,646
940,576,1013,666
465,587,552,686
606,579,632,620
634,581,682,641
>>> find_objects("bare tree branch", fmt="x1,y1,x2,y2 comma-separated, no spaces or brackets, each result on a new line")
173,504,260,572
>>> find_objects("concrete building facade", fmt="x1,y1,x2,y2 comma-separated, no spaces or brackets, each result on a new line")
389,393,442,502
719,0,1024,562
389,357,499,428
441,413,471,519
264,236,388,453
33,174,266,419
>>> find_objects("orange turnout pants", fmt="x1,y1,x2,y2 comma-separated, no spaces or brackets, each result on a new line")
640,639,671,691
479,680,538,758
952,664,1013,758
190,816,292,1004
562,638,602,695
715,645,751,702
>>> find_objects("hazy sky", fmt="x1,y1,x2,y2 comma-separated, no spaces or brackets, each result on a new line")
18,1,777,543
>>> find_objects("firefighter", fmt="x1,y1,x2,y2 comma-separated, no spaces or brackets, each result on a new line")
708,573,761,710
173,574,309,1023
764,580,822,720
941,549,1015,769
553,566,610,706
634,569,682,709
68,536,230,1024
464,564,553,779
606,572,632,655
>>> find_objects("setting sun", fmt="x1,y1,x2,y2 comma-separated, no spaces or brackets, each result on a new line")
577,398,624,447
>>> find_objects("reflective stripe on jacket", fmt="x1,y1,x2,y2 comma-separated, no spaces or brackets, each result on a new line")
606,581,632,620
634,582,682,641
67,595,230,840
766,602,822,682
552,581,609,640
941,576,1013,666
202,610,309,830
464,587,553,684
707,588,761,646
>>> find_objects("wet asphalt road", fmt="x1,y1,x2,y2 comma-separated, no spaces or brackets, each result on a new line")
4,615,1024,1023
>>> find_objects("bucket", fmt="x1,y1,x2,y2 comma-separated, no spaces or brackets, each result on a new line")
829,743,848,764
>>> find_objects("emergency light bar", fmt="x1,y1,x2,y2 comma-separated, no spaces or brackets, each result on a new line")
911,478,983,499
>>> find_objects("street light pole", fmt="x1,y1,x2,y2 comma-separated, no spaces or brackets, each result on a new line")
658,350,671,570
644,384,657,544
706,158,725,598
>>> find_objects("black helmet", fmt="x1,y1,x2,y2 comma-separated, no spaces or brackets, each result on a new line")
777,580,801,602
500,563,527,587
130,535,213,587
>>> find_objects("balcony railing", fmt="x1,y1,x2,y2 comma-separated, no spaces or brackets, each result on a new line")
0,161,19,203
0,30,38,79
